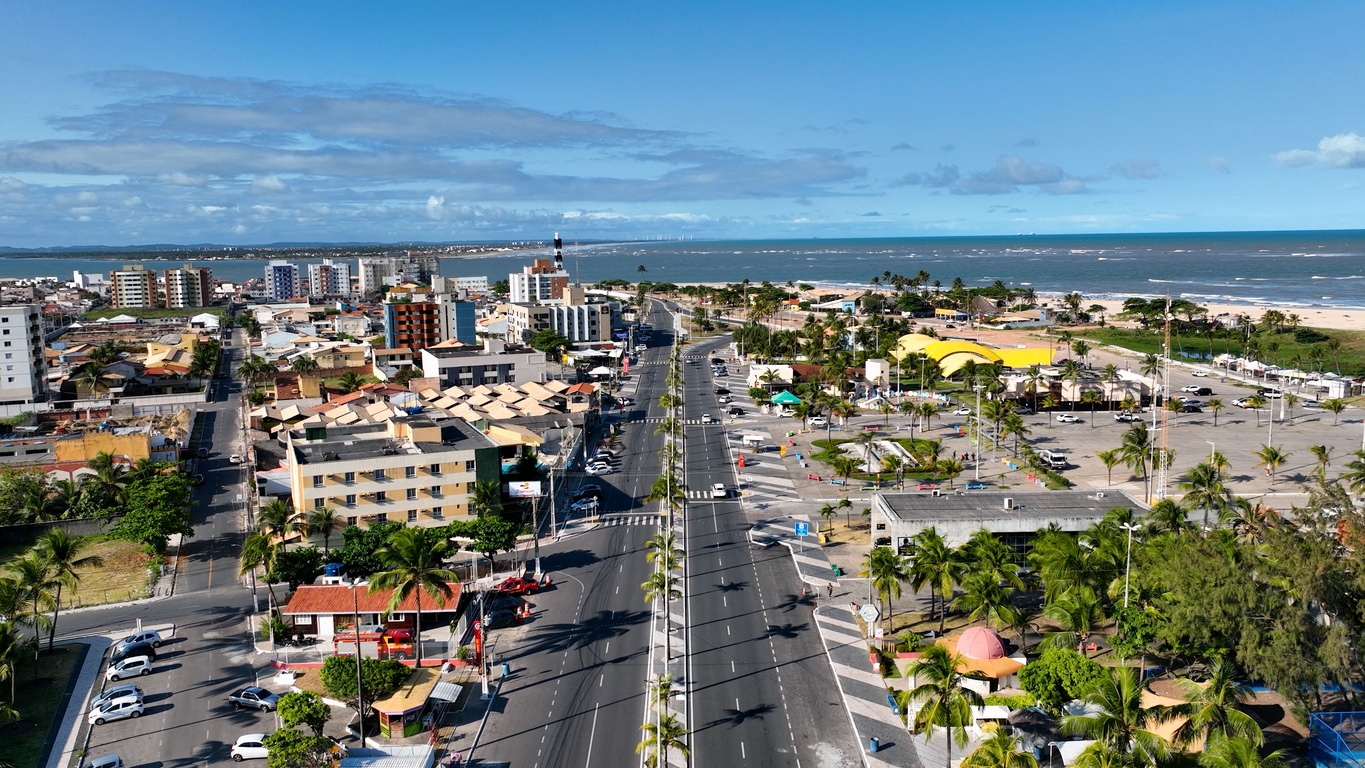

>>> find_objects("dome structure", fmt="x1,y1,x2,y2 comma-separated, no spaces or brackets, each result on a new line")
957,626,1007,660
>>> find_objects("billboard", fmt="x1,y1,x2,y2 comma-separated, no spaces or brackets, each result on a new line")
505,481,542,498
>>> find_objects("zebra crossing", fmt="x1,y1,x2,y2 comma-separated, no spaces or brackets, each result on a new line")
635,417,721,425
598,513,664,527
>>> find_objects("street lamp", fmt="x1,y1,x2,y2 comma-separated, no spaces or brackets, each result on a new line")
1205,440,1216,468
973,384,984,481
1120,522,1139,609
350,582,366,739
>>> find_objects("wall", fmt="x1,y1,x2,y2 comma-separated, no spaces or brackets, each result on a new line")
0,517,105,546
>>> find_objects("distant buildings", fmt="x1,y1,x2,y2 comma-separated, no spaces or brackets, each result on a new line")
506,285,612,343
162,264,213,308
264,260,300,301
358,252,440,296
110,265,159,308
0,305,47,406
509,258,569,303
307,259,352,298
108,264,214,309
419,338,546,387
381,285,476,353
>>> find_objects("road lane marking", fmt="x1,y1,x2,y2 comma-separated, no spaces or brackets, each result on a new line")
742,741,747,759
584,702,600,766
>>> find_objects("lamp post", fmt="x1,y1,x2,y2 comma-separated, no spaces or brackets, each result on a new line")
350,582,366,740
1120,522,1139,609
974,384,984,481
1206,440,1216,469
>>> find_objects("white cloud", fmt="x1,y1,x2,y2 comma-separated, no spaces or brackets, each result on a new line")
0,177,27,193
156,172,208,186
1275,133,1365,168
251,174,288,192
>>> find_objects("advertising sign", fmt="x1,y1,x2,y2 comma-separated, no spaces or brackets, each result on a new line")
505,481,542,498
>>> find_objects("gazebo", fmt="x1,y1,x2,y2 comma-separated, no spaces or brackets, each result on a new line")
369,668,442,738
770,390,802,406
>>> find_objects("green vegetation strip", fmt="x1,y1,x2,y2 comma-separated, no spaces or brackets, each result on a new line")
4,642,87,768
85,306,223,320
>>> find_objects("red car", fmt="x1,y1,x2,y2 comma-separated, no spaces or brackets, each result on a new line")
495,576,540,595
916,482,939,491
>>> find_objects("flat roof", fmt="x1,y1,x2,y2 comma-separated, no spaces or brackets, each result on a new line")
879,489,1144,526
291,417,489,465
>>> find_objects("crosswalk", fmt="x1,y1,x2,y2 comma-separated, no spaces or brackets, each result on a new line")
598,513,664,527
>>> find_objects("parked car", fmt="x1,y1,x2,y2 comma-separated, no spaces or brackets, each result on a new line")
916,482,939,491
711,483,727,499
569,498,599,513
89,698,143,726
953,406,972,416
228,686,280,712
229,454,243,464
1178,398,1204,408
617,397,635,406
495,576,540,595
1056,414,1082,423
80,755,124,768
585,463,616,476
808,416,827,427
230,733,269,761
117,630,164,648
1179,405,1203,413
572,485,603,503
90,685,143,712
1114,411,1142,422
100,660,146,686
484,609,520,629
1233,397,1256,408
196,446,210,458
710,357,725,365
110,642,156,664
1012,405,1034,415
1181,384,1204,393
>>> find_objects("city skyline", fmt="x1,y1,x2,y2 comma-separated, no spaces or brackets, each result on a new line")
2,2,1364,247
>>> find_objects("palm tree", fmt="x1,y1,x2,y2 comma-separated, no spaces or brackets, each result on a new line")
0,621,27,706
1081,388,1102,427
290,356,320,375
861,546,909,638
1061,665,1173,768
1197,735,1286,768
9,553,56,667
337,371,367,394
1120,423,1153,496
471,479,503,518
1244,395,1265,427
1322,398,1346,425
75,361,117,400
906,644,986,768
1172,656,1262,747
818,503,838,534
1041,586,1105,653
239,533,282,637
1346,450,1365,497
1097,449,1123,486
952,572,1021,637
257,498,303,547
1208,398,1225,427
306,507,346,554
1308,444,1334,480
1180,461,1231,529
908,527,966,634
33,529,100,650
1145,498,1193,536
641,570,682,606
84,451,128,508
636,711,690,768
369,528,457,667
962,727,1039,768
1253,444,1288,485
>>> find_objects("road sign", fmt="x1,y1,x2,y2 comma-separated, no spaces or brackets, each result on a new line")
794,522,809,537
859,604,880,623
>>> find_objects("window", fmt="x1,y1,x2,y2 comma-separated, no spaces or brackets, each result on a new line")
465,460,476,472
430,485,441,498
2,342,8,347
405,466,416,479
407,509,418,522
406,488,417,501
429,463,441,475
345,494,356,507
375,491,388,502
373,468,386,481
346,516,357,527
343,471,355,484
314,497,325,509
432,507,443,519
312,475,323,488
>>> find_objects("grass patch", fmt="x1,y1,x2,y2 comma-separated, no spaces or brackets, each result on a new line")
85,306,222,320
0,643,86,768
1,534,155,609
1075,325,1365,376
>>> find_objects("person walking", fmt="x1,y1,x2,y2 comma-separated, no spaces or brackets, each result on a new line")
826,582,834,598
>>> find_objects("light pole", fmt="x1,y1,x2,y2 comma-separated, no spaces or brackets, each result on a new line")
350,582,365,740
1206,440,1216,469
974,384,984,481
1120,522,1139,609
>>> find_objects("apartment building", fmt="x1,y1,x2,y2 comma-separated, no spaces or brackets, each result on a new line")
307,259,352,297
419,338,546,387
358,252,440,295
110,265,158,308
264,260,300,301
505,286,612,344
162,264,213,308
286,415,499,530
0,305,47,406
508,259,569,303
382,290,475,352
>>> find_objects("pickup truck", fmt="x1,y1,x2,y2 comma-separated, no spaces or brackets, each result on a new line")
1113,411,1142,422
333,629,415,660
495,575,541,595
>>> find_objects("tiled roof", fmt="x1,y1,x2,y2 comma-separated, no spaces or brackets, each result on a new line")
281,584,461,616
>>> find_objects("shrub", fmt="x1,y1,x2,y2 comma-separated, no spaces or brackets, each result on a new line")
319,655,412,706
1018,647,1106,713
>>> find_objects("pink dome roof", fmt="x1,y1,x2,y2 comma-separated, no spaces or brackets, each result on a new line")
957,626,1007,660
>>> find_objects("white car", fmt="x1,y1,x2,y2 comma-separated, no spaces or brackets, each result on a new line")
106,656,152,681
89,698,143,725
701,414,714,423
953,406,972,416
90,684,143,711
231,733,269,761
1181,384,1203,393
1055,414,1082,423
808,416,827,428
585,463,616,476
229,454,243,464
711,483,727,499
1191,370,1209,377
80,756,124,768
717,395,733,404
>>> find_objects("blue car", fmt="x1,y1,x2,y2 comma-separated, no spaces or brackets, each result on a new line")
964,481,986,490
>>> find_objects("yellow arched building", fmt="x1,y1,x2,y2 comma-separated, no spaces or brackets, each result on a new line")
892,333,1052,376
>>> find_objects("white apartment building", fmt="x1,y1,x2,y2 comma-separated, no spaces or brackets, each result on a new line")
265,260,300,301
0,305,47,406
162,264,213,308
419,338,546,387
358,253,440,295
110,265,158,308
505,301,612,344
508,259,569,303
307,259,352,297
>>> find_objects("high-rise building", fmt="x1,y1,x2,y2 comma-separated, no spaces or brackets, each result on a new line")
358,252,440,295
438,294,476,345
508,258,569,303
264,260,300,301
162,264,213,308
382,297,441,353
110,265,159,308
307,259,352,297
0,305,47,406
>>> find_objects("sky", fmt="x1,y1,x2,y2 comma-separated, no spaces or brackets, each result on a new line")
1,1,1364,247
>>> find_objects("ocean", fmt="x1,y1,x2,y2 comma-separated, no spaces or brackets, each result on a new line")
5,230,1365,310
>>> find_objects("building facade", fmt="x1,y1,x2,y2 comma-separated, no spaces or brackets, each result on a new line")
438,295,476,345
508,259,569,303
307,259,352,297
505,301,612,344
264,260,300,302
0,305,47,405
419,338,546,387
382,299,442,353
162,264,213,308
286,416,499,530
358,253,440,296
110,265,158,308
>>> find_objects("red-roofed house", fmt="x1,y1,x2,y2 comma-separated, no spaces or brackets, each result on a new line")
280,582,465,638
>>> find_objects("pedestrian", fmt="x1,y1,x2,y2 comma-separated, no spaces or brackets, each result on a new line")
827,582,834,598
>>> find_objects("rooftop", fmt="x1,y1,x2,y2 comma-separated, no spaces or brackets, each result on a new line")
290,417,490,465
879,489,1144,525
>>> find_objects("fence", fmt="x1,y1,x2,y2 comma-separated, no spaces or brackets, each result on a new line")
1311,711,1365,768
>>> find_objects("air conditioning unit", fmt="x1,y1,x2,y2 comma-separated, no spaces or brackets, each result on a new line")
932,489,941,498
1003,497,1014,510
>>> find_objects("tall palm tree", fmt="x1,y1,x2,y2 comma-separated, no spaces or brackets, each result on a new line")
636,711,690,768
1097,449,1123,486
1180,461,1232,529
1208,398,1225,427
337,371,367,394
962,727,1039,768
1345,450,1365,497
369,528,457,667
33,529,100,650
1061,665,1173,768
1253,445,1289,485
75,361,117,400
1173,657,1263,747
1308,444,1335,480
290,355,320,375
9,553,57,669
818,503,838,533
239,533,282,637
1145,498,1193,536
952,573,1021,637
84,451,128,508
257,498,303,547
0,620,28,707
306,507,345,554
861,546,910,638
906,644,986,768
908,527,966,634
1041,586,1105,654
471,479,503,518
1197,735,1286,768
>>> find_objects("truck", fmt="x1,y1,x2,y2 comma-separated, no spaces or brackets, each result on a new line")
333,628,415,660
1036,449,1068,470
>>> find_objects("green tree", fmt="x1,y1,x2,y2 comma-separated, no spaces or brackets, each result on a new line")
637,712,690,768
290,356,320,375
1172,657,1262,747
1252,444,1289,485
454,514,523,571
1197,735,1286,768
962,727,1039,768
369,527,458,667
262,729,335,768
1180,461,1232,529
33,529,100,650
470,478,503,518
818,503,838,534
1019,647,1108,713
110,472,195,554
306,507,346,554
861,546,910,638
319,654,412,706
336,371,367,394
1322,398,1346,425
1061,666,1173,768
1042,587,1105,654
1097,449,1123,486
277,690,331,737
269,547,324,591
908,527,966,634
906,644,986,768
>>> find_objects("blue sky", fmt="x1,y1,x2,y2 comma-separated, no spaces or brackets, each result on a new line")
2,1,1364,247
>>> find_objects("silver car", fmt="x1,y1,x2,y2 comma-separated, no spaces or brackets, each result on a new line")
90,684,143,711
89,698,144,725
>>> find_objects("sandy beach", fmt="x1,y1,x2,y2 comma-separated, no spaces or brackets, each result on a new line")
1083,298,1365,333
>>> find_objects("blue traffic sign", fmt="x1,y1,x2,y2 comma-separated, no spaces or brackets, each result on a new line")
794,522,809,537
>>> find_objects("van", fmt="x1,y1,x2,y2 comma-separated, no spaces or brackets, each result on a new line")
1037,449,1068,470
